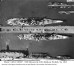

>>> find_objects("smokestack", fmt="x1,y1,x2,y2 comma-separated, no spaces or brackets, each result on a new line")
6,45,9,51
26,46,29,57
6,39,10,51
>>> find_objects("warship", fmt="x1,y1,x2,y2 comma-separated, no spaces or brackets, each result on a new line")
0,44,29,60
55,55,71,59
0,26,74,34
29,52,52,59
58,11,74,14
0,17,73,40
6,18,63,26
48,2,74,8
0,17,73,60
17,33,70,41
0,43,71,60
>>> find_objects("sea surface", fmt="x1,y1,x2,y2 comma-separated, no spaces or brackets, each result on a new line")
0,0,74,58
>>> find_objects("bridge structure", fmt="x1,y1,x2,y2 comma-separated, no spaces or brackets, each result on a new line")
0,26,74,34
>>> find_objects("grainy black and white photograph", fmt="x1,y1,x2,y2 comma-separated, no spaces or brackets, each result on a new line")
0,0,74,62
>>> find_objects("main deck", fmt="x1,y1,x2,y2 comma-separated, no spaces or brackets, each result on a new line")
0,26,74,34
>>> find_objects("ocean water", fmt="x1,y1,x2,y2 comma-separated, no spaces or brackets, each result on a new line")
0,0,74,58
